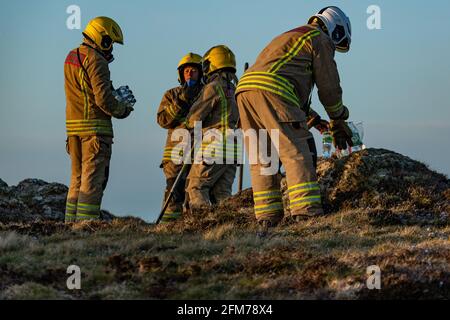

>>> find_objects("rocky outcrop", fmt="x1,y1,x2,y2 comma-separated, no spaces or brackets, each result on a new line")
179,149,449,230
0,179,113,222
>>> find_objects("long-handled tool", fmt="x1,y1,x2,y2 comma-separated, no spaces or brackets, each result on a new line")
156,148,193,225
237,62,249,193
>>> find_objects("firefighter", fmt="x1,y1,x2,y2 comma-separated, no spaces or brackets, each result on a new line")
235,6,353,231
64,17,135,223
185,45,240,210
157,53,204,223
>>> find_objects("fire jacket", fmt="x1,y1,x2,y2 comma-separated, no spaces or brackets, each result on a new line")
157,84,202,164
236,25,345,121
64,40,126,137
186,71,240,162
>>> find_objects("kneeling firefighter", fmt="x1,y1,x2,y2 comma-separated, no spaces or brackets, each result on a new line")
184,45,241,210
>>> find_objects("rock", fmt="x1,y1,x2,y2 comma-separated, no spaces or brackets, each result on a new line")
0,178,118,223
314,149,449,214
0,179,8,189
0,179,68,222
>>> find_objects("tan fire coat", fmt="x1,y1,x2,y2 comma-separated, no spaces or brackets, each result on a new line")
236,25,345,121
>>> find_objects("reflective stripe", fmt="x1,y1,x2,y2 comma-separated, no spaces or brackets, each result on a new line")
76,207,99,213
237,72,300,107
253,190,282,202
288,182,319,191
254,202,283,215
324,100,344,115
78,55,90,120
288,182,320,196
269,30,320,73
77,202,100,210
253,189,282,196
290,196,322,209
66,119,113,136
161,211,182,223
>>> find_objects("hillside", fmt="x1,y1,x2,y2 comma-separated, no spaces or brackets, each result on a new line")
0,149,449,299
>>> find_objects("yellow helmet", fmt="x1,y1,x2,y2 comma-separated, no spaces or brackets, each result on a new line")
177,53,202,84
83,16,124,51
202,45,236,76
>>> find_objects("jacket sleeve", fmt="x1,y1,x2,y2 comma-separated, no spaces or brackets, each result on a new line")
156,89,189,129
312,34,346,120
86,52,126,118
185,84,218,129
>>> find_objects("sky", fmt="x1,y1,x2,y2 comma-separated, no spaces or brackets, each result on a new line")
1,0,449,222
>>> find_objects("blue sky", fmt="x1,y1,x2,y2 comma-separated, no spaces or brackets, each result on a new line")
1,1,449,222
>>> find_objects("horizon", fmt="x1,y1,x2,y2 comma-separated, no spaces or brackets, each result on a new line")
1,0,449,222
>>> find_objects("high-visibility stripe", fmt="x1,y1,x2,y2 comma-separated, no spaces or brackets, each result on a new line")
254,202,283,215
253,189,281,196
216,85,229,161
237,72,300,107
66,119,113,136
324,100,344,115
288,182,320,197
269,30,320,73
77,55,90,120
289,187,320,197
240,72,295,94
67,127,113,133
288,182,319,191
76,207,99,213
290,195,321,207
66,120,112,125
254,195,283,202
77,203,100,209
163,211,181,217
254,190,282,200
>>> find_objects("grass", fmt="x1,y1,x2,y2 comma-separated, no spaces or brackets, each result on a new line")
0,210,448,300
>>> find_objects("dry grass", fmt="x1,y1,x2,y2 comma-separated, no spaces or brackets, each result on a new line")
0,209,448,300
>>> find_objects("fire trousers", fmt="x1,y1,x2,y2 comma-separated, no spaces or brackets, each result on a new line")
65,135,112,222
187,163,237,209
236,90,323,223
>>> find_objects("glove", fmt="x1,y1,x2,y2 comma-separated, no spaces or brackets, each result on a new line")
330,120,353,150
315,119,330,134
113,103,134,119
307,115,330,133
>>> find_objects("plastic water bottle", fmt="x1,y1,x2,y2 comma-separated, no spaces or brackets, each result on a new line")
348,122,365,152
114,86,136,107
322,131,333,159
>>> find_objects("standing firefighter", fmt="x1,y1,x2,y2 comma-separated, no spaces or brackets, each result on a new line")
235,6,353,230
185,45,240,210
64,17,135,223
157,53,204,223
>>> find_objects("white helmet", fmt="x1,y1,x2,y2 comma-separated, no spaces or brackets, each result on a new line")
308,6,352,53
